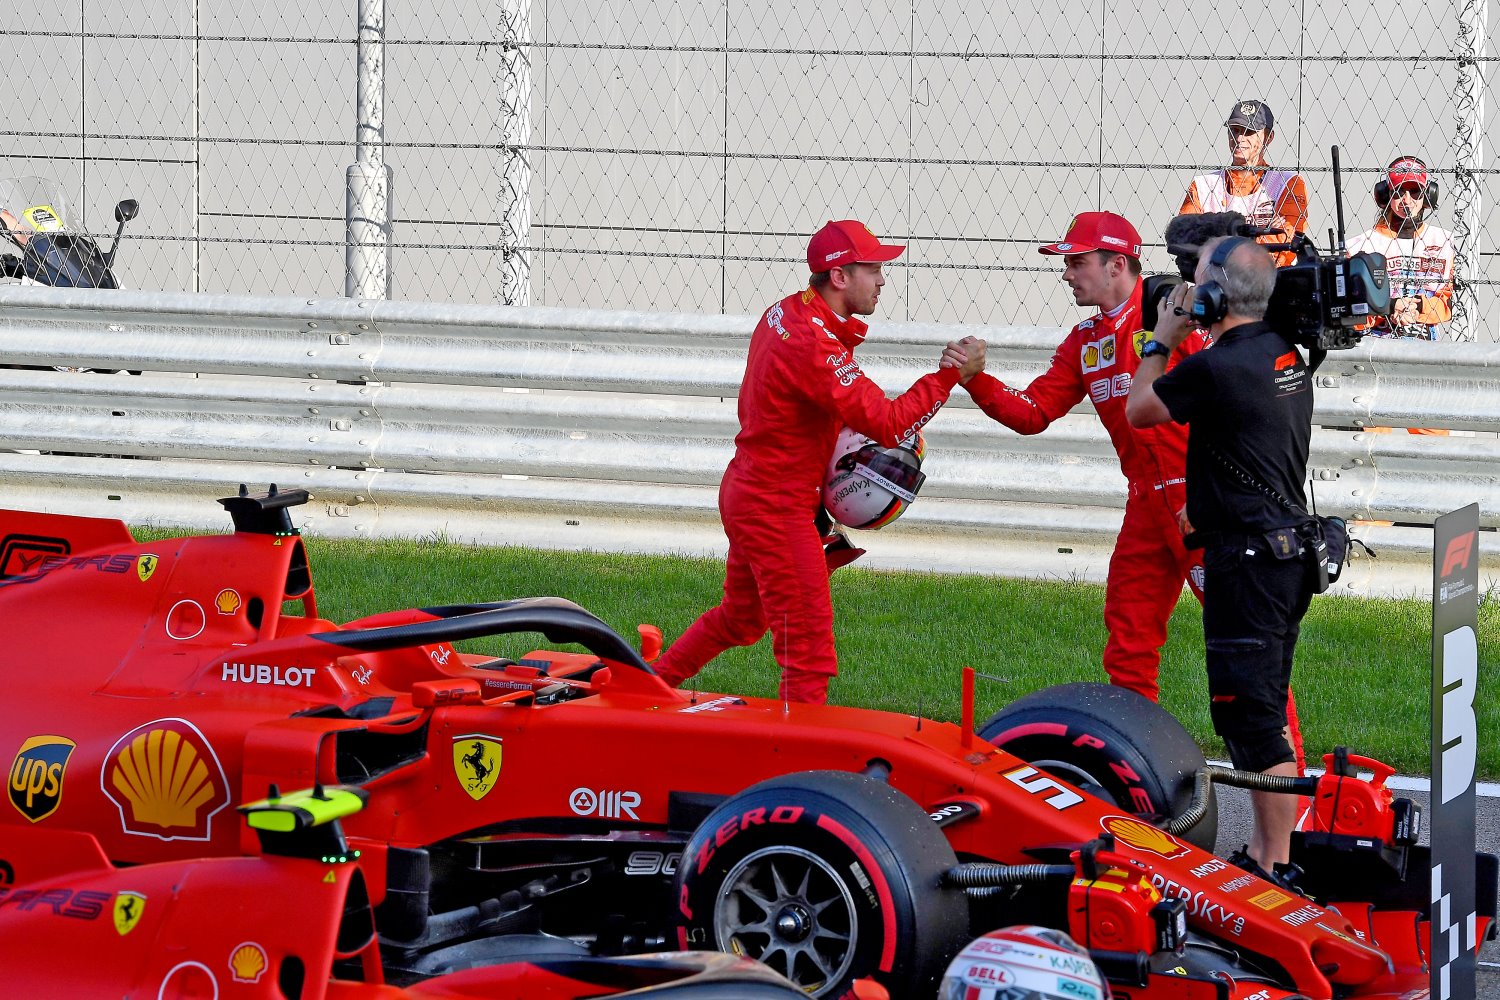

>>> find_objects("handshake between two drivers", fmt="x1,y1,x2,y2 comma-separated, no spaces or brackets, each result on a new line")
939,336,987,384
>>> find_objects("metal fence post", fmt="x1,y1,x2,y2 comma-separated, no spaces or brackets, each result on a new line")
346,0,394,299
1450,0,1490,343
496,0,533,305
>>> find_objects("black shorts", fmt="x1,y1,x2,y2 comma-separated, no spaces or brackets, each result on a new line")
1201,536,1313,772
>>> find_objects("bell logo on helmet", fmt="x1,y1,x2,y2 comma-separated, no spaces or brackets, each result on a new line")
941,926,1106,1000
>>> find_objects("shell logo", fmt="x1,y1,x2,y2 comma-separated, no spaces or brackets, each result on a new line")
214,588,242,615
229,942,268,983
1101,815,1190,859
101,719,230,841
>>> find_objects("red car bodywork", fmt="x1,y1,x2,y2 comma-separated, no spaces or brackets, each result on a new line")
0,821,805,997
0,492,1492,999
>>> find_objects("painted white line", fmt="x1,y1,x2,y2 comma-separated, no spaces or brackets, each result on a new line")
1208,761,1500,798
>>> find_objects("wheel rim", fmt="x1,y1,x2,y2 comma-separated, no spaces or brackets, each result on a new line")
712,844,858,995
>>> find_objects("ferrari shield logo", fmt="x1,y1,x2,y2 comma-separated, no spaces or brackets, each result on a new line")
452,735,502,801
136,554,159,582
1133,329,1150,358
113,891,146,935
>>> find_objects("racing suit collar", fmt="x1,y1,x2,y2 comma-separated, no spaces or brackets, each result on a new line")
1094,278,1143,329
805,285,869,349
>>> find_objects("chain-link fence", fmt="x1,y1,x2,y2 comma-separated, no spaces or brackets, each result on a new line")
3,0,1496,339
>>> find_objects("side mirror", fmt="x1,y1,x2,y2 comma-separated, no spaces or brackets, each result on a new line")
114,199,139,224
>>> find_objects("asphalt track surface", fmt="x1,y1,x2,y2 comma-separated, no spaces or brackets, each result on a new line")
1215,781,1500,996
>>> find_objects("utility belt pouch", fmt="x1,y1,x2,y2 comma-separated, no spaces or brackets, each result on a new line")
1295,515,1348,594
1262,527,1303,561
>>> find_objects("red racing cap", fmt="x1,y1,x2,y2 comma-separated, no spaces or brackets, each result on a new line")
1038,211,1142,257
1387,156,1429,191
807,220,905,273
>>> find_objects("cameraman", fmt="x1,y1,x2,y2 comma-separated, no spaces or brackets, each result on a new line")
1126,236,1313,883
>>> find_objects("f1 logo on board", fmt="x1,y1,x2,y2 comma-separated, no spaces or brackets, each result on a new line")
570,787,641,821
1438,532,1478,604
1441,532,1476,579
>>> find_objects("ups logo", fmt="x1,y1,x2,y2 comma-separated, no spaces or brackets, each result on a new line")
8,735,76,822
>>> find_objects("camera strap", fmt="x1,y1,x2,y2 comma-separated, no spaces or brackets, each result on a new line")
1206,445,1311,519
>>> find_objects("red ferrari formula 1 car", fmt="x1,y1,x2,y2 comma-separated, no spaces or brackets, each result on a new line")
1,487,1494,999
0,781,809,997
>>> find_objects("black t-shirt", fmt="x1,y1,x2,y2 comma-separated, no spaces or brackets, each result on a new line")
1154,321,1313,534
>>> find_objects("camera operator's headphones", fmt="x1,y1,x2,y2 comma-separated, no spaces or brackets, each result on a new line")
1374,156,1440,209
1188,236,1253,327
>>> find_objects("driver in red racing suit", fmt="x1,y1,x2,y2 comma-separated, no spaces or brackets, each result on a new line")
959,212,1304,766
653,220,985,704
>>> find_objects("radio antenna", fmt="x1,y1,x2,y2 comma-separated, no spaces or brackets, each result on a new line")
1331,144,1348,255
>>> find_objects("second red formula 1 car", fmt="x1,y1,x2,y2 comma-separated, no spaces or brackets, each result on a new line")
0,781,810,998
0,486,1493,998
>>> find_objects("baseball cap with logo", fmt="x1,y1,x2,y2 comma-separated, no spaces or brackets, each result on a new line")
1387,156,1429,191
1225,99,1274,132
1038,211,1143,257
807,220,905,273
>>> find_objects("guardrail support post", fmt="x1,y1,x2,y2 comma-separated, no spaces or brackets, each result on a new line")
496,0,532,305
1450,0,1490,342
347,0,393,299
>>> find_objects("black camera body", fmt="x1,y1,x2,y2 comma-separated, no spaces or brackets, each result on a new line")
1262,239,1390,351
1159,212,1390,352
1155,146,1391,352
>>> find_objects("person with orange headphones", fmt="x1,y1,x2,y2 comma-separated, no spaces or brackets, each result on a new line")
1347,156,1453,340
1347,156,1453,437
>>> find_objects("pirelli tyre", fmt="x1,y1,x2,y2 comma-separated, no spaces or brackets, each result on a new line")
978,682,1218,853
674,770,969,999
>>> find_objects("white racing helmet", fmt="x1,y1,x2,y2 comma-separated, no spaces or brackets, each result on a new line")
822,426,926,531
939,926,1108,1000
